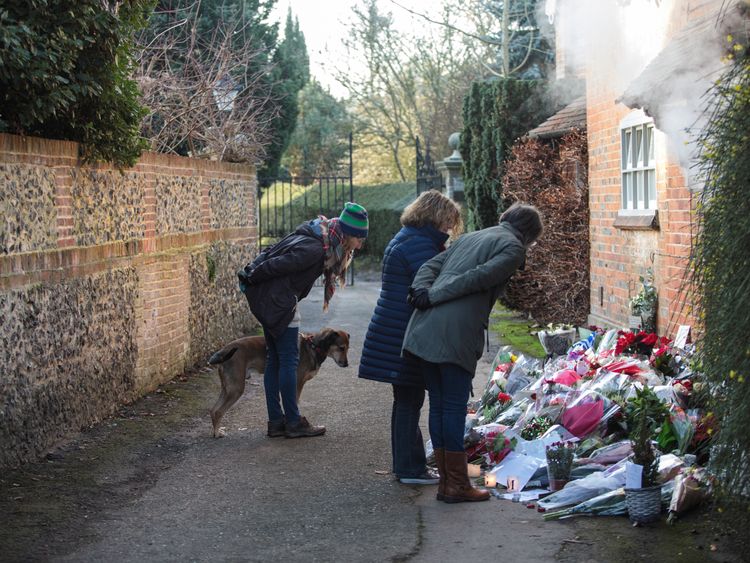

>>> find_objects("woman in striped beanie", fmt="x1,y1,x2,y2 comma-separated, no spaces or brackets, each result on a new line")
238,202,368,438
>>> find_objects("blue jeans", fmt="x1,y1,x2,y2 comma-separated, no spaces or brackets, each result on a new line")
420,360,472,452
263,326,300,425
391,384,427,478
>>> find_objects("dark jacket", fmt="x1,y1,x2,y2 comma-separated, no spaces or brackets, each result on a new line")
238,221,325,338
402,223,527,375
359,224,449,387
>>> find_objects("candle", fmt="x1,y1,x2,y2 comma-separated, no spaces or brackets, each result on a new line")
507,475,520,492
484,473,497,488
467,463,481,478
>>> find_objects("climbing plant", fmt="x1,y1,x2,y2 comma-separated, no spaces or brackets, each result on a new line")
690,36,750,515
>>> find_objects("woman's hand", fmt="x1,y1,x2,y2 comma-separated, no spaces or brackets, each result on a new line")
407,287,432,310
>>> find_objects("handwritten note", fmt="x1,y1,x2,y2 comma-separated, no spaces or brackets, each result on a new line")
674,325,691,349
625,461,643,489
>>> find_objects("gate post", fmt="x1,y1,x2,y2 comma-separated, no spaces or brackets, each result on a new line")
436,132,464,202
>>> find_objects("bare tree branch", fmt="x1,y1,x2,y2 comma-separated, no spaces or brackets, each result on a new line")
135,3,278,164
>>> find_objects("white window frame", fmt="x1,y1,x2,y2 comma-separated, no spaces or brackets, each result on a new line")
620,110,657,211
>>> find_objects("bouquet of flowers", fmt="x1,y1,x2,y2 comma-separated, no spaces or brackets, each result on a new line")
520,415,553,440
483,392,513,423
615,330,669,357
650,343,676,376
485,429,517,465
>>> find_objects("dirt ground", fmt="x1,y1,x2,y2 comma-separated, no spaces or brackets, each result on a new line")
0,280,745,562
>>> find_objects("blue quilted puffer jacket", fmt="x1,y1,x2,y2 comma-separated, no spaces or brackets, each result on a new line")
358,224,449,387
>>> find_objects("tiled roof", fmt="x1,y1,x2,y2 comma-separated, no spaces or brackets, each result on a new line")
528,96,587,139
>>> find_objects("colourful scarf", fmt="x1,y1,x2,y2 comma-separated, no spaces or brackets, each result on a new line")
311,217,353,311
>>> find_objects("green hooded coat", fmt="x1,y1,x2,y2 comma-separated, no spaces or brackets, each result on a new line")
402,222,527,375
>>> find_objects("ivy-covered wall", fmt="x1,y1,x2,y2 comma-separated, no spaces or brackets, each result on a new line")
0,133,258,468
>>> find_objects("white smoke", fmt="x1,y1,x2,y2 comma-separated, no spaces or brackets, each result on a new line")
546,0,743,176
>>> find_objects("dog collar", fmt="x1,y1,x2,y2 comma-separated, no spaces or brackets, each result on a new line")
304,334,328,364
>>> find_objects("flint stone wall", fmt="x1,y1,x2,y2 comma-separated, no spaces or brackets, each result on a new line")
0,133,259,468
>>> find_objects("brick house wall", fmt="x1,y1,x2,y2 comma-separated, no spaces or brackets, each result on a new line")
577,0,714,335
0,133,258,467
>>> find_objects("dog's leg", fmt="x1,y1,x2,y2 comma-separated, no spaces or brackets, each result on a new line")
210,364,246,438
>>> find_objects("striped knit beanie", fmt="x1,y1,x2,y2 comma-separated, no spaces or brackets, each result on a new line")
338,202,369,238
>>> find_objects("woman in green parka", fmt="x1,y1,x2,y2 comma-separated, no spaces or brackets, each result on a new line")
402,203,543,503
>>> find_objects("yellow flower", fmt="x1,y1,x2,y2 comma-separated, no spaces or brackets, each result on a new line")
729,370,736,379
739,375,746,383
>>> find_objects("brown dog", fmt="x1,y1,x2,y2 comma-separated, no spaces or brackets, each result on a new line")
207,328,350,437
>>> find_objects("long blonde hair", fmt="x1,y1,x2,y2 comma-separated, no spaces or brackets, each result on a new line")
401,190,463,235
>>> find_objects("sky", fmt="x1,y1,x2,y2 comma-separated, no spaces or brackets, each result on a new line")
270,0,440,99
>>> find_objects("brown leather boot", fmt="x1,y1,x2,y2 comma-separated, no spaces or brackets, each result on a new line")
435,448,446,501
443,450,490,503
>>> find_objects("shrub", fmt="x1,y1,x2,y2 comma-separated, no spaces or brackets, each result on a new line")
460,78,550,230
501,130,589,325
0,0,153,167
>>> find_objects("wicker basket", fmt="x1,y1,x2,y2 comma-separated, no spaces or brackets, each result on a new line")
538,329,576,357
624,485,663,524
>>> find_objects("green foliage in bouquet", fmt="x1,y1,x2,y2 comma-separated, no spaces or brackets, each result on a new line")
520,415,553,440
625,386,669,487
689,30,750,514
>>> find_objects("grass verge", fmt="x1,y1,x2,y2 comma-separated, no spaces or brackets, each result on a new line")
489,303,545,359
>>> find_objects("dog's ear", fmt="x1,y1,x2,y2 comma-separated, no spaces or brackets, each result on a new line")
312,328,334,348
323,329,340,349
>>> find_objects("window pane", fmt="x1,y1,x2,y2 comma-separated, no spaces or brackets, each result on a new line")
635,127,643,168
647,126,655,165
622,173,630,209
622,130,631,170
648,169,656,207
633,170,646,209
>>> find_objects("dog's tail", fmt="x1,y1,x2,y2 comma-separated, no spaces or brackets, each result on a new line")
208,347,238,365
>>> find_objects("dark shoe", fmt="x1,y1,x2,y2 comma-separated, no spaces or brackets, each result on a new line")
443,451,490,503
267,419,286,438
284,416,326,438
435,448,446,500
399,468,440,485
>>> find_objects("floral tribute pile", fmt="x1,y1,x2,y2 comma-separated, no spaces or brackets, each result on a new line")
458,326,716,522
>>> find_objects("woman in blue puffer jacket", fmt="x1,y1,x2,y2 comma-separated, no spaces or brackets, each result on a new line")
359,190,462,484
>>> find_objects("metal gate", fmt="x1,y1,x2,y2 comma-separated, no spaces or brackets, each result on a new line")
415,136,444,196
256,133,356,282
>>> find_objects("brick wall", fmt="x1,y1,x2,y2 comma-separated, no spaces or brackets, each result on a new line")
584,0,702,336
0,133,258,467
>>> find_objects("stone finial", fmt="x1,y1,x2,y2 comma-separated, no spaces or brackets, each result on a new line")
446,132,462,162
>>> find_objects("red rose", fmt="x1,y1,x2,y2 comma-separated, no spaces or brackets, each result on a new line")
638,332,658,346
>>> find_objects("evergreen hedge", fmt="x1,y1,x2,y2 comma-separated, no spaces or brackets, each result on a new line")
691,47,750,514
460,78,552,230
